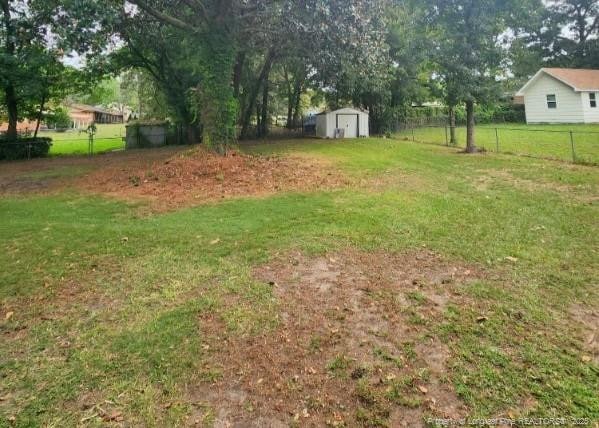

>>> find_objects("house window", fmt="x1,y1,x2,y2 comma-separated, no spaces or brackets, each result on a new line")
591,93,597,108
546,94,557,109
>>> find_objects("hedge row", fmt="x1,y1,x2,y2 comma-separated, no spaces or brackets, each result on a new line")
0,138,53,160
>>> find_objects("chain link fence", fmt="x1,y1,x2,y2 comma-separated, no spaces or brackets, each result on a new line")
394,123,599,165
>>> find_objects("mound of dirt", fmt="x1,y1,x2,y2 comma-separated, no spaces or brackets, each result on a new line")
188,249,484,427
80,147,350,211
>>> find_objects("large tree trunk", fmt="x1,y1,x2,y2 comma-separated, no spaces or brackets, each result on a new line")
233,51,245,99
198,26,238,154
465,100,476,153
240,49,276,139
184,124,199,145
291,79,302,129
2,0,18,140
284,70,303,129
259,77,269,137
284,69,294,129
255,101,261,135
286,99,293,129
448,105,457,146
4,86,18,139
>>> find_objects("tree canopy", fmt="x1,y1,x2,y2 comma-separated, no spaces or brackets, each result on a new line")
1,0,596,151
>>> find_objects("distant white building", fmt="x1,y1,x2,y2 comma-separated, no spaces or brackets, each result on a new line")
316,108,369,139
516,68,599,124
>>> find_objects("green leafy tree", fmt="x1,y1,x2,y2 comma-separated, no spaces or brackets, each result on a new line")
547,0,599,67
0,0,61,139
71,78,120,107
311,0,438,135
0,0,109,141
126,0,244,153
119,70,169,121
426,0,531,153
120,0,389,147
46,106,71,129
510,0,598,81
108,10,205,142
540,0,599,68
282,0,391,133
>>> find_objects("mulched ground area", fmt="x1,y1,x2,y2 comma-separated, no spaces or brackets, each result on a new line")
189,249,485,427
0,147,350,211
79,147,350,211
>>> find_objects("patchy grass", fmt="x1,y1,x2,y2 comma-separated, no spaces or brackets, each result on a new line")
394,123,599,165
1,138,598,426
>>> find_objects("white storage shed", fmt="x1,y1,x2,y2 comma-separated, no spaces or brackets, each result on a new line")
315,108,369,139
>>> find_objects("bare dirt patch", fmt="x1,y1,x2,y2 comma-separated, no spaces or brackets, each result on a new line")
0,147,184,196
78,147,350,211
569,304,599,365
188,249,484,427
0,147,351,211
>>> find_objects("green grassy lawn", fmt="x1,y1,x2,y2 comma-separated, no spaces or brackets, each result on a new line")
38,124,126,156
1,139,598,426
395,123,599,165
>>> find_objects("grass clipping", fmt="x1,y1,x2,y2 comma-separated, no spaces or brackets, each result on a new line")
82,147,349,210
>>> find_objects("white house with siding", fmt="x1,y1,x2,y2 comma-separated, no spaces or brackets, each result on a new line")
316,108,369,139
516,68,599,124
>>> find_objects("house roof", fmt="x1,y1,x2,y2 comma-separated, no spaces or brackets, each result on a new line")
70,104,123,116
317,107,369,115
516,68,599,95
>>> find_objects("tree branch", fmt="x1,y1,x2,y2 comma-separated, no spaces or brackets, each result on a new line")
127,0,200,33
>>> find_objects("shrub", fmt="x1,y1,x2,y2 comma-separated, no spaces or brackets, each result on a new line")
474,103,526,124
46,107,72,130
0,138,53,160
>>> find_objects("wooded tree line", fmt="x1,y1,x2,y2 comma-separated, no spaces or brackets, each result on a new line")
1,0,598,153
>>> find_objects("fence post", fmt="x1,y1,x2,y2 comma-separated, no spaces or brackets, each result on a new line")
495,128,499,153
445,126,449,146
27,143,31,160
411,127,415,142
569,131,576,163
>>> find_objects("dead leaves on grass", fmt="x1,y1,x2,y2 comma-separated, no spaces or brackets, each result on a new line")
0,146,351,211
186,249,484,427
80,147,350,211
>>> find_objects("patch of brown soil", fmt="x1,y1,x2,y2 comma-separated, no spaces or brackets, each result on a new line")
0,147,184,195
569,304,599,365
188,250,484,427
77,147,349,211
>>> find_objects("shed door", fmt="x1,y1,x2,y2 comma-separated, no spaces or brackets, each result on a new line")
337,114,358,138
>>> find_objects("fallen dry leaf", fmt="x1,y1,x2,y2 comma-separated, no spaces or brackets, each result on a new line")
103,411,123,422
4,311,14,321
418,385,428,394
